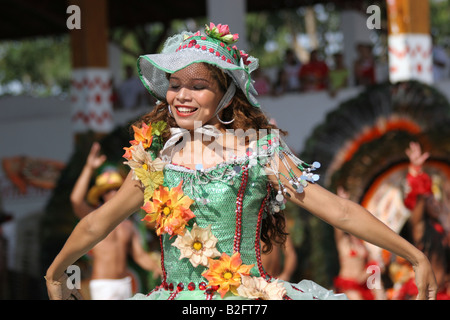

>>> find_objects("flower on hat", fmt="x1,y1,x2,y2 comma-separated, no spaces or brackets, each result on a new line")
172,223,221,268
201,252,254,298
141,180,195,238
236,275,287,300
239,51,252,66
205,23,239,45
137,24,261,107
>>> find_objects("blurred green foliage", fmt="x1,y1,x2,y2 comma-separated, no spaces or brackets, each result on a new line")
0,36,71,96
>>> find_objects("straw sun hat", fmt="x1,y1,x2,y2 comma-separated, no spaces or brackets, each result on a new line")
137,23,260,109
87,168,124,207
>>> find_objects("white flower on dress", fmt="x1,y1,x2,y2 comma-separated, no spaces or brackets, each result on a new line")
123,142,165,180
236,275,286,300
171,223,221,268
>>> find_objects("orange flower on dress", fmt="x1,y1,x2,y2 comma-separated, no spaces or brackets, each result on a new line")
123,122,153,160
201,252,254,298
141,181,195,238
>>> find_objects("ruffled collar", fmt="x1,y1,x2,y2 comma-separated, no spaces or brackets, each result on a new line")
160,125,224,159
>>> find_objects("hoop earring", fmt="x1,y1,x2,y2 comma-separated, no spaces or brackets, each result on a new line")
216,114,235,125
168,105,173,117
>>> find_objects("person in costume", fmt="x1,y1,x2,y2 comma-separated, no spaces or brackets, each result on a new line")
69,142,162,299
399,142,449,299
46,23,437,300
333,187,385,300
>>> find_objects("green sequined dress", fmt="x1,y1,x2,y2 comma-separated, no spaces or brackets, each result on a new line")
131,133,346,300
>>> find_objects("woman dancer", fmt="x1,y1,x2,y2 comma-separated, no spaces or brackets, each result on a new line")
46,23,437,300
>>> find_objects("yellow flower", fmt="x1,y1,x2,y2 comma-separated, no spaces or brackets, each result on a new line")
201,252,254,298
141,181,195,238
135,168,165,204
123,143,166,202
123,142,166,202
236,275,287,300
172,223,221,268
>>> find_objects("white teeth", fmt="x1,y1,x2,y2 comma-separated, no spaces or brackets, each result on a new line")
177,107,197,113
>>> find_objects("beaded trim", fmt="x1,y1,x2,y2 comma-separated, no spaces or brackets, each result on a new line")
165,154,251,174
255,185,272,280
233,165,249,253
148,279,299,301
175,36,240,66
159,236,167,284
146,280,212,299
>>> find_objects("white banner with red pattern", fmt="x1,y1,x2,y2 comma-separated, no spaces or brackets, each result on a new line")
71,68,114,133
388,34,433,84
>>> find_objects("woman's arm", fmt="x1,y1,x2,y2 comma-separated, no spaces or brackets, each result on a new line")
45,172,144,299
70,162,96,218
299,184,418,261
267,157,437,299
300,183,436,299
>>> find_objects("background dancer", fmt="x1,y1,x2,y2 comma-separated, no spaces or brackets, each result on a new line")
69,142,161,299
45,23,437,300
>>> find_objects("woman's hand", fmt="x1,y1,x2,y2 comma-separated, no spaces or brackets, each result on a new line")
412,254,438,300
45,274,84,300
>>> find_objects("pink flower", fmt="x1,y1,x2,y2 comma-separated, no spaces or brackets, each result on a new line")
205,22,239,44
239,51,251,66
216,23,230,36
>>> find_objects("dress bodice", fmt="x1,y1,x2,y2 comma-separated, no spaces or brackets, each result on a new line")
125,125,345,300
161,158,271,292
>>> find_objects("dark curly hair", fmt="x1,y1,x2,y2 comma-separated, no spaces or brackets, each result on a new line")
135,63,289,253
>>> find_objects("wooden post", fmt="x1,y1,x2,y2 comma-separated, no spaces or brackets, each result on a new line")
387,0,432,84
69,0,114,137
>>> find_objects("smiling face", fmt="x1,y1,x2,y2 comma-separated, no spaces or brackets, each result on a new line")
166,63,227,131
